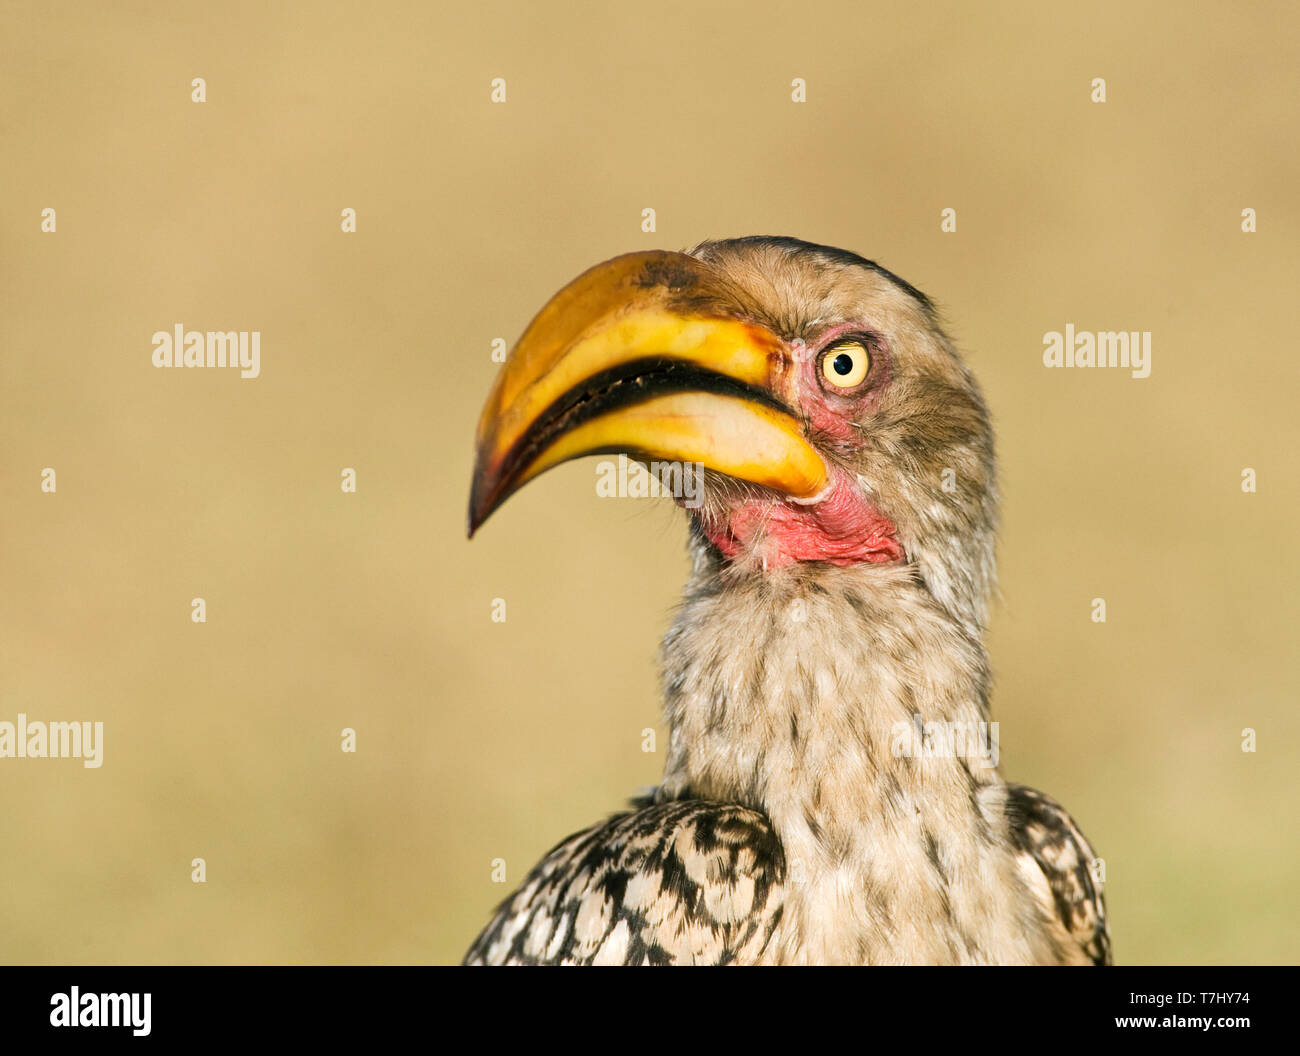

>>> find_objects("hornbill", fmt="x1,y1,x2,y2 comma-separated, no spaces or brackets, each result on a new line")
464,236,1110,965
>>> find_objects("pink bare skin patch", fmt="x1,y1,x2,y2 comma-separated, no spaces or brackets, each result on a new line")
697,470,903,568
693,322,904,570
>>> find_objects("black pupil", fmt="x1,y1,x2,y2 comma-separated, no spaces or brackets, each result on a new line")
832,352,855,376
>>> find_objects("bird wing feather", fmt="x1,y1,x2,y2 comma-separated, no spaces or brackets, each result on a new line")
1004,783,1112,965
463,798,785,965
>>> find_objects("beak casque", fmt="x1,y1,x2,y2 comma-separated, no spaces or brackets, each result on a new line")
468,250,829,535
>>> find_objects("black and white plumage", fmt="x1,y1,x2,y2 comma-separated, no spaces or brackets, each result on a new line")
1006,785,1112,966
465,236,1110,965
464,799,784,965
465,786,1107,966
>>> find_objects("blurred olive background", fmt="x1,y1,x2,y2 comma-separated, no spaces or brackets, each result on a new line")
1,0,1296,965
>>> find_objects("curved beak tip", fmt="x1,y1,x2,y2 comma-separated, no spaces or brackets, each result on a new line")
466,471,495,538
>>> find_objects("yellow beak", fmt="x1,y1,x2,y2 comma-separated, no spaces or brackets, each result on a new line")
468,250,829,534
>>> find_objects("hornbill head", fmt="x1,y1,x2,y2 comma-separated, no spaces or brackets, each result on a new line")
469,236,996,631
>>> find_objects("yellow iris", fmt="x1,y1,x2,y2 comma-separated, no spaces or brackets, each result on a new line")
821,341,870,388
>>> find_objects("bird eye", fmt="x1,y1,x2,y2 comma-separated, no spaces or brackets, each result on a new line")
820,340,871,389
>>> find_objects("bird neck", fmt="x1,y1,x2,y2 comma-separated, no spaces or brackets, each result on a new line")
658,559,996,800
657,558,1017,963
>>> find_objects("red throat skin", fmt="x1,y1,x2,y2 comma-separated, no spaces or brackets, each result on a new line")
696,471,904,569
